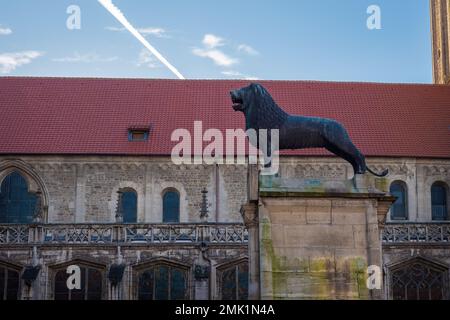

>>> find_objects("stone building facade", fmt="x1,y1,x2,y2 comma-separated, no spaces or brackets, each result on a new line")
0,155,449,300
0,156,249,300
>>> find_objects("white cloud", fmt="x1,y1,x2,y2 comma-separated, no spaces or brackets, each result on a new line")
193,34,259,78
0,51,43,74
192,48,237,67
193,34,238,67
137,49,159,68
105,26,168,38
238,44,259,56
221,70,259,80
52,52,118,63
0,27,12,35
202,34,224,49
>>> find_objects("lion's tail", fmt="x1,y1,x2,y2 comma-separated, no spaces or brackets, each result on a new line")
366,167,389,177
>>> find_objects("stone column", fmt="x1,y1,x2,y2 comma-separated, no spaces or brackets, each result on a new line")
241,202,260,300
365,199,384,300
74,164,86,223
375,197,392,299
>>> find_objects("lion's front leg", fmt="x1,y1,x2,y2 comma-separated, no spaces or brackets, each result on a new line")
259,129,280,175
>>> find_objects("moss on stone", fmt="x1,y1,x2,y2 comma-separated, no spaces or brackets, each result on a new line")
347,257,369,298
261,218,373,299
375,177,389,193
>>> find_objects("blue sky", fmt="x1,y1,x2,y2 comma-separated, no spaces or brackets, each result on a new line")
0,0,432,83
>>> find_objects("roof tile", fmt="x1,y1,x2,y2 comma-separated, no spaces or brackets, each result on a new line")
0,77,449,158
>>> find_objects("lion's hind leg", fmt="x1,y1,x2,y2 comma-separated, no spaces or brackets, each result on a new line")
323,123,367,175
324,142,361,176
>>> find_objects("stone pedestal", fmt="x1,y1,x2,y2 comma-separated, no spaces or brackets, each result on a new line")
242,170,395,300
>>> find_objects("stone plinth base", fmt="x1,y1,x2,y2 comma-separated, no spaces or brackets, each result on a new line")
256,175,394,300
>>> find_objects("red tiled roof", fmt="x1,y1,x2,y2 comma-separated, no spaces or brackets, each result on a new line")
0,77,449,158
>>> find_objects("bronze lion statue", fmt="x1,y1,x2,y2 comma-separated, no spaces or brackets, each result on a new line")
230,83,388,177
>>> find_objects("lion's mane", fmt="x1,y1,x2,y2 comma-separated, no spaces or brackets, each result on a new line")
244,84,289,130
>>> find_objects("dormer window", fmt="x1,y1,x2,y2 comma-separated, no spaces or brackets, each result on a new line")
128,127,150,142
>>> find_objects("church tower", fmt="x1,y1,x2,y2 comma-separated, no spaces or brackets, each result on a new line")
430,0,450,84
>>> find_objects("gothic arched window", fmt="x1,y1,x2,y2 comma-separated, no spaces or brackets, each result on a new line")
431,182,448,221
390,259,448,300
0,172,37,223
163,189,180,223
54,265,103,300
218,261,249,300
390,181,408,220
0,264,20,300
120,189,137,223
137,263,188,300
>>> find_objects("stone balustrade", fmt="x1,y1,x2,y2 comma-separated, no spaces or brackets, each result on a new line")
0,223,248,245
3,222,450,246
382,223,450,244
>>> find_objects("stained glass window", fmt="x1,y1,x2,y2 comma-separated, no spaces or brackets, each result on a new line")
155,266,169,300
138,270,154,300
138,264,187,300
0,265,20,300
219,262,248,300
54,266,102,300
390,182,408,220
170,268,187,300
121,190,137,223
163,190,180,223
0,172,37,223
431,183,448,221
391,261,448,300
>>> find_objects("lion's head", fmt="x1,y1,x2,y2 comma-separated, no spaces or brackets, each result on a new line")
230,83,271,112
230,83,288,129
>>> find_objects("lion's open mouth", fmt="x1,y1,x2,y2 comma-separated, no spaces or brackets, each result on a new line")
232,99,243,110
230,91,244,111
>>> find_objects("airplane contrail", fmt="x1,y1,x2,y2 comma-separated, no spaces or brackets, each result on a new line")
98,0,185,79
